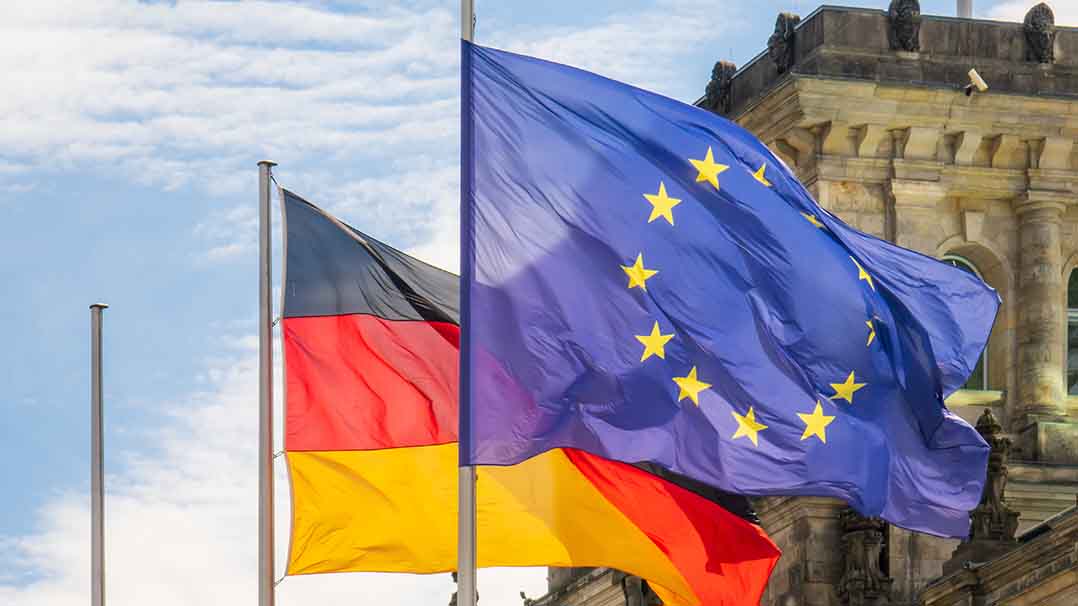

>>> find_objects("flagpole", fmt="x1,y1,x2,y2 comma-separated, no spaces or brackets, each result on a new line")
90,303,108,606
458,2,477,606
258,160,277,606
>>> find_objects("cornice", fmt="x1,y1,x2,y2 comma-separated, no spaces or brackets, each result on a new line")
756,496,846,533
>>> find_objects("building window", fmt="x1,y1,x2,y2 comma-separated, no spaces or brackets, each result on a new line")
1068,271,1078,395
942,255,988,390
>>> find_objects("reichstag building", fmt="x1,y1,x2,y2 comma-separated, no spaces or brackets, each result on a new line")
523,3,1078,606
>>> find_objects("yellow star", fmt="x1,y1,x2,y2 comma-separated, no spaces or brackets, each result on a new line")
635,321,675,362
865,319,876,346
752,163,771,187
830,371,866,404
801,212,825,228
688,146,729,190
850,257,875,291
797,401,836,443
673,366,711,406
643,181,682,225
731,407,768,446
621,253,658,290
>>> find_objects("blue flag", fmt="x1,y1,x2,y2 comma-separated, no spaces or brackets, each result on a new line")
460,42,997,537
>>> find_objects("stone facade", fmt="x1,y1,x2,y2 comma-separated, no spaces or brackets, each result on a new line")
526,5,1078,606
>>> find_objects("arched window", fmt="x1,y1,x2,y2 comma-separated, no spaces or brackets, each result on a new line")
942,254,988,390
1068,271,1078,395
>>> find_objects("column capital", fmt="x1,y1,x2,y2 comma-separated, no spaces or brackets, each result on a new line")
890,177,947,209
1014,190,1068,217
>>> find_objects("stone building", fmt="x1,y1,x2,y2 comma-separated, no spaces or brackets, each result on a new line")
524,3,1078,606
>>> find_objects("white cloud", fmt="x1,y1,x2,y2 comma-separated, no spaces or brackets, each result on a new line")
1,1,739,264
493,0,745,100
194,204,259,261
0,335,547,605
3,3,747,601
988,1,1078,24
0,1,460,196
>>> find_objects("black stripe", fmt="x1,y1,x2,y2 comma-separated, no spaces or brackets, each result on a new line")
634,462,760,525
282,189,460,323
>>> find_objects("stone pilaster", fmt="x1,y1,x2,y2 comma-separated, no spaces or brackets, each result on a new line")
889,176,947,253
756,497,847,606
1013,192,1068,431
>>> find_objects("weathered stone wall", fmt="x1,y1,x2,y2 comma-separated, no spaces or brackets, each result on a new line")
756,498,845,606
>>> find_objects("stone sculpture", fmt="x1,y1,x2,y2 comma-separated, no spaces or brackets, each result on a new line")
970,408,1020,541
887,0,921,52
703,61,737,115
621,574,661,606
1024,3,1056,64
767,13,801,74
838,510,892,606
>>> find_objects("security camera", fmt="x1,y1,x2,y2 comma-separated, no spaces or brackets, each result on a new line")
964,68,989,96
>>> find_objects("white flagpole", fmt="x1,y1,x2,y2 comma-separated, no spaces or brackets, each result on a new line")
458,2,477,606
258,160,277,606
90,303,108,606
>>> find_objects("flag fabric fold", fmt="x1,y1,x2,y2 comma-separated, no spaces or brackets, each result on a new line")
460,42,998,537
280,189,779,606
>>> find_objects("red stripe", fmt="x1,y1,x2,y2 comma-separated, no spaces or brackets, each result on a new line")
283,315,458,451
565,449,779,606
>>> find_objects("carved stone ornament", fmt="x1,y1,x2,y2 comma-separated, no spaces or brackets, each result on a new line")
1024,3,1056,64
970,408,1020,541
838,509,892,606
767,13,800,74
887,0,921,52
703,60,737,115
942,408,1022,573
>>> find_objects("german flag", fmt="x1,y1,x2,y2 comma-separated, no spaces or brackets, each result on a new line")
280,189,779,606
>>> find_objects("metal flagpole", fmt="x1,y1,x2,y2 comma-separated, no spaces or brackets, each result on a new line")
258,160,277,606
90,303,108,606
458,1,477,606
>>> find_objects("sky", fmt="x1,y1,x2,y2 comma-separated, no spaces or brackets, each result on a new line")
1,1,1073,605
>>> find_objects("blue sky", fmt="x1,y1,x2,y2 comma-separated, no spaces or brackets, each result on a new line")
0,1,1065,604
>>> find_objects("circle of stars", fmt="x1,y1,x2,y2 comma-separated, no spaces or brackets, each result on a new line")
618,144,886,450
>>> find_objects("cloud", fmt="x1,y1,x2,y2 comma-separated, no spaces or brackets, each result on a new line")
988,1,1078,24
1,0,739,264
194,205,259,262
0,335,547,605
492,0,745,100
3,3,748,602
0,1,460,196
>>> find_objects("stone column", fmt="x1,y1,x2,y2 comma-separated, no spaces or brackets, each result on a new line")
1014,192,1067,427
755,497,847,606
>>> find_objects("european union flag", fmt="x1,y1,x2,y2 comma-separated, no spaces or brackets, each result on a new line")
460,42,998,537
